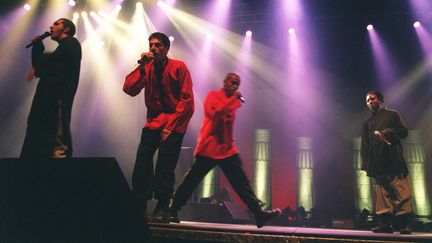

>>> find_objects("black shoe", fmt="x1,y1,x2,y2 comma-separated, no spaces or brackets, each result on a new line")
398,213,412,234
400,225,412,234
149,210,170,223
255,208,282,228
149,199,170,223
169,210,180,223
372,224,394,233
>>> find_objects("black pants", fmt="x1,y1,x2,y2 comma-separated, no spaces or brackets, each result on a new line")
21,100,72,159
132,128,184,204
172,154,261,213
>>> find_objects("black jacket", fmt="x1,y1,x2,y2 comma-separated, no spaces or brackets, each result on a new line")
360,108,409,177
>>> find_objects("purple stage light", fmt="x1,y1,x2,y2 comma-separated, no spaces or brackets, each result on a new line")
367,24,374,31
413,21,421,28
288,28,295,35
246,30,252,37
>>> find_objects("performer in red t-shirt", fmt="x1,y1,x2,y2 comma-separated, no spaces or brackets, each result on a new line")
168,73,281,228
123,32,194,222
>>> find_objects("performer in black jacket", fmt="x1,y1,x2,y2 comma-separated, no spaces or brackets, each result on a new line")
21,18,81,158
360,90,412,234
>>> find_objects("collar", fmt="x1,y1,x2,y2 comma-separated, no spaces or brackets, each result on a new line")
372,106,386,115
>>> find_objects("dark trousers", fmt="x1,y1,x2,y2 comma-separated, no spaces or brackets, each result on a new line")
132,128,184,204
21,100,72,158
20,128,56,158
172,154,261,213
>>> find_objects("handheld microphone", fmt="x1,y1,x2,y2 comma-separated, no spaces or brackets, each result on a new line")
137,56,149,64
238,96,245,103
374,130,391,145
25,31,51,48
137,53,154,64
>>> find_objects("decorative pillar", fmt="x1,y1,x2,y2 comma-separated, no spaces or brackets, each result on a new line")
404,130,431,216
197,168,219,200
352,137,373,212
296,137,314,211
253,129,271,209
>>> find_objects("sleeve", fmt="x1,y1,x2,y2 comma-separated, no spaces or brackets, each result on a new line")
381,111,408,144
204,91,241,120
123,64,146,97
360,121,369,171
31,40,45,71
164,63,195,131
33,38,81,82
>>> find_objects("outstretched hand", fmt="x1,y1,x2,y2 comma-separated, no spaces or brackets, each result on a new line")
26,67,35,81
160,128,172,142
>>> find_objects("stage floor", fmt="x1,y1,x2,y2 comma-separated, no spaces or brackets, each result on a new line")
149,221,432,242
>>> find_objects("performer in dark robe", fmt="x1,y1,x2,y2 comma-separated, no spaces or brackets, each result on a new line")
21,18,81,158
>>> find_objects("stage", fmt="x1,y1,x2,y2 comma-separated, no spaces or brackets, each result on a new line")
148,221,432,243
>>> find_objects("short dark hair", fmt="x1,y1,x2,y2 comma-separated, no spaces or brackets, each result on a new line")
149,32,170,49
366,90,384,102
60,18,76,36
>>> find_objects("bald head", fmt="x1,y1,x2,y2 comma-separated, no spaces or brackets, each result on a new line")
223,72,241,97
224,73,240,82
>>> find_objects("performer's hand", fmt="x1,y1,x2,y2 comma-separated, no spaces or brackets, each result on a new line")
233,91,242,99
139,52,154,65
374,130,384,138
31,35,41,43
374,130,391,145
160,128,172,142
26,67,35,81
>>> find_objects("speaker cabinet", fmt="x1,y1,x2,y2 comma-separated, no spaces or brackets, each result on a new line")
331,218,354,229
0,158,150,243
176,201,253,224
222,201,252,222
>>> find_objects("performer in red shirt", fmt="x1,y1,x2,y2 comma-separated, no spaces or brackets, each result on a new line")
168,73,281,228
123,32,194,221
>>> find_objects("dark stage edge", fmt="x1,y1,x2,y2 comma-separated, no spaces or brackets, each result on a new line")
148,221,432,243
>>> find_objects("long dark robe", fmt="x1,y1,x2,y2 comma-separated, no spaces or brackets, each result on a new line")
21,36,81,158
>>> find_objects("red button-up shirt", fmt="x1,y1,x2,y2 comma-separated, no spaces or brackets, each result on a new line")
195,89,241,159
123,59,194,133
